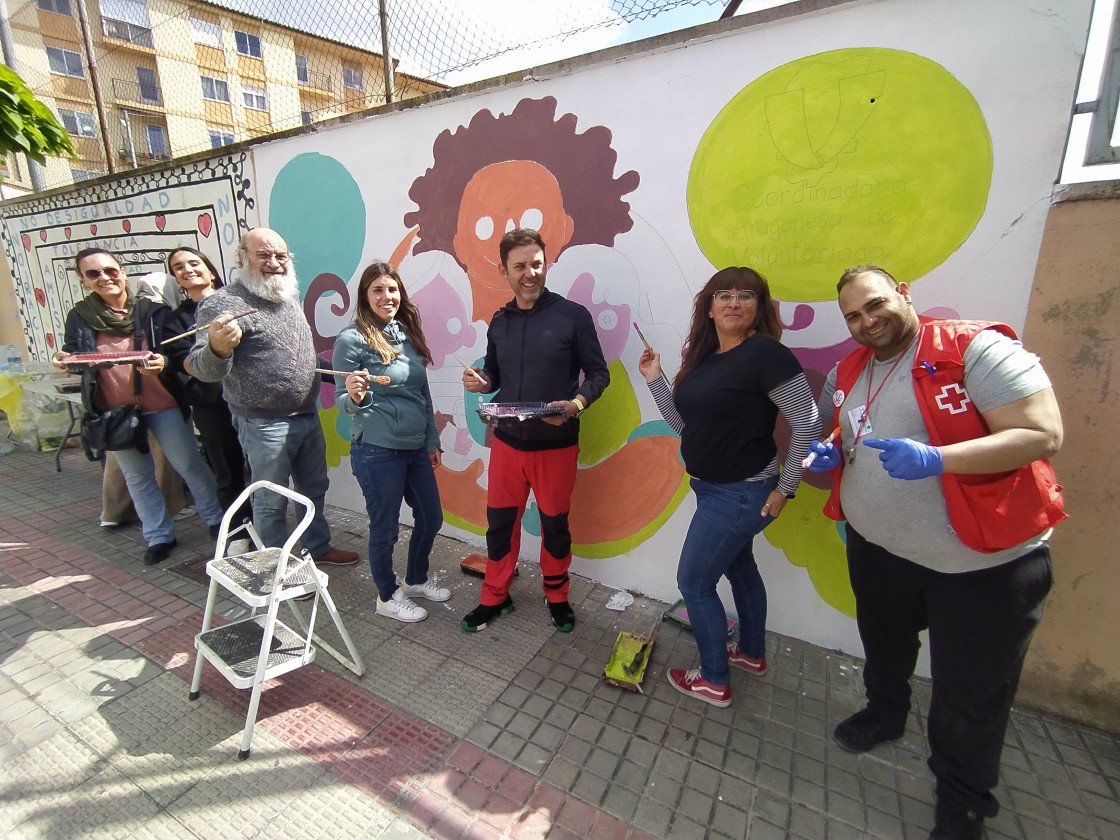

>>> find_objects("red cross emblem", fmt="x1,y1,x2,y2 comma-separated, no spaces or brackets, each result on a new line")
936,383,971,414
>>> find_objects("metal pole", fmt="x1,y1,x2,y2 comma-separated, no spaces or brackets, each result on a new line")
378,0,394,105
120,109,136,169
75,0,116,173
1,0,47,190
721,0,745,19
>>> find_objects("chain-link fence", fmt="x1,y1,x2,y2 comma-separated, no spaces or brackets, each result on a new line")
4,0,732,189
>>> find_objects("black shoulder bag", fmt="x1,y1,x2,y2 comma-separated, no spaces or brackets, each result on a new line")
79,306,150,462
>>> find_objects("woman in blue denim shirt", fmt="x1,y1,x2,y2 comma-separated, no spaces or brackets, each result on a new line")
638,267,818,708
333,261,449,622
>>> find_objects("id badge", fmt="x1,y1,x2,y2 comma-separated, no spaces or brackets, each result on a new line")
847,404,872,438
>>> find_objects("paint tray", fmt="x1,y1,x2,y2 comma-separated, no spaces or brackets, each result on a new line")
476,402,566,424
662,598,737,636
603,621,657,693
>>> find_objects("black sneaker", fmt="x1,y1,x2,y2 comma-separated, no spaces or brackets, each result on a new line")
930,795,988,839
460,597,514,632
833,707,906,753
144,539,177,566
545,598,575,633
210,524,221,540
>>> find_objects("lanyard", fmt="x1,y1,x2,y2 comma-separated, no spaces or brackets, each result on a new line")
846,340,914,464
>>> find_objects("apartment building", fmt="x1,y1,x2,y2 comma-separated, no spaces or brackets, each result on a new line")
2,0,441,192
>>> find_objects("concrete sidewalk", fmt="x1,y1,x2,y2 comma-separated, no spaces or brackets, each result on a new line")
1,444,1117,840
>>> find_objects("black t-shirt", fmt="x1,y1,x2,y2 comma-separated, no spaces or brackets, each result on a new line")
674,334,802,483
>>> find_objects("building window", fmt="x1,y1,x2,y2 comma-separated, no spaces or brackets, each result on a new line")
242,85,267,111
190,17,221,47
208,130,234,148
37,0,71,14
296,54,309,84
342,65,363,90
301,109,313,126
101,0,153,47
235,30,262,58
58,108,97,138
201,76,231,103
136,67,159,104
71,168,102,182
146,125,167,159
46,46,84,78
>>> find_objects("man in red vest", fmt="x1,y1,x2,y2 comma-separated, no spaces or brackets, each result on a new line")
807,265,1065,840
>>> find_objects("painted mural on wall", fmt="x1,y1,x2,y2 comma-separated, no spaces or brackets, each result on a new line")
273,97,692,560
257,44,993,617
1,153,256,361
687,47,991,613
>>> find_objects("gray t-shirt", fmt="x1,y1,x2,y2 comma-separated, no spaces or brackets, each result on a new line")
817,327,1052,573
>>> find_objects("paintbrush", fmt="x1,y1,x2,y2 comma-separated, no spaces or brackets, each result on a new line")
803,427,841,468
454,354,486,383
315,369,391,385
633,322,672,389
160,309,256,344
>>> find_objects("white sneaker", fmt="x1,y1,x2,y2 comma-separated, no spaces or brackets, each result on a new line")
377,589,428,622
403,580,451,602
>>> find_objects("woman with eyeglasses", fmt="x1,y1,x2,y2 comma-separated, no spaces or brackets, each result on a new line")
53,248,224,565
162,247,249,529
638,267,818,708
332,261,448,623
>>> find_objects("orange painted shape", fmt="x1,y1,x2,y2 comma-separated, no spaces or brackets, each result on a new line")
569,436,685,544
434,458,488,529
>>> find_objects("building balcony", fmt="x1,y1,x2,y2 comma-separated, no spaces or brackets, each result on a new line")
112,78,162,110
102,18,154,51
118,149,171,165
298,68,334,96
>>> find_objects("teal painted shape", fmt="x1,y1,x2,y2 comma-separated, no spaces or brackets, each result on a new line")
627,419,680,442
523,502,541,538
269,154,366,295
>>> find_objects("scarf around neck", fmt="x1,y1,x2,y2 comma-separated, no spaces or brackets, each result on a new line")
74,293,142,338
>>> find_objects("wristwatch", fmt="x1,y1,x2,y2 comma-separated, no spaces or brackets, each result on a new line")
779,489,795,500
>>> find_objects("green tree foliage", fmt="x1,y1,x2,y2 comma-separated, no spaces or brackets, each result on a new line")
0,64,76,166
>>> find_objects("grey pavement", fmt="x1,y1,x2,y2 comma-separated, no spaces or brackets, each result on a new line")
1,440,1118,840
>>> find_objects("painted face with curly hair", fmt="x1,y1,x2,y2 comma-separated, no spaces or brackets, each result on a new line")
452,160,574,314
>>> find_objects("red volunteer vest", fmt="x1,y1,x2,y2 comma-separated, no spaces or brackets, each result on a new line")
824,319,1066,553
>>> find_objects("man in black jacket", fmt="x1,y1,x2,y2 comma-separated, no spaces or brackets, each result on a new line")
461,229,610,633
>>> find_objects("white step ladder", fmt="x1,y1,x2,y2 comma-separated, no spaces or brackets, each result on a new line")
187,480,364,759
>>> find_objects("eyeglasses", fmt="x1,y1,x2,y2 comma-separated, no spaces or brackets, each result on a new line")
712,290,757,306
251,250,291,264
82,267,122,281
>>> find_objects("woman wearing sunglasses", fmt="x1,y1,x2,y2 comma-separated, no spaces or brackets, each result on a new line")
161,247,249,530
54,248,223,565
638,267,818,708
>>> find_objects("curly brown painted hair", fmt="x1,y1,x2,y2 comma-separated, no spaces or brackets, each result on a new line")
404,96,639,266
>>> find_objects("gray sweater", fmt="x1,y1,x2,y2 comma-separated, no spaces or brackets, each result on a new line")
188,284,319,418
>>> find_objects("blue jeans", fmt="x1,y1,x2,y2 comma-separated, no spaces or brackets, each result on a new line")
114,407,223,546
677,474,777,685
350,442,443,601
233,413,331,556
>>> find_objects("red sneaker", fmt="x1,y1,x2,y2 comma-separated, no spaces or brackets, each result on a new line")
667,668,732,707
727,642,767,675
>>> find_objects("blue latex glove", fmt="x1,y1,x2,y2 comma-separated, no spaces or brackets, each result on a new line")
804,440,841,472
862,438,944,480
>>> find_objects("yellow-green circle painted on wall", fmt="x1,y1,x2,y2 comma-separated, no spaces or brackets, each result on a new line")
688,48,993,301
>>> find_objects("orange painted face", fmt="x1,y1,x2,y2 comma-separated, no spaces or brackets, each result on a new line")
453,160,574,312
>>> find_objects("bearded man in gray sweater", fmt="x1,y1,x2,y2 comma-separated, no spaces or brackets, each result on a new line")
187,227,357,567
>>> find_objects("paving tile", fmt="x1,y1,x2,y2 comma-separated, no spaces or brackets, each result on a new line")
1,444,1116,840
